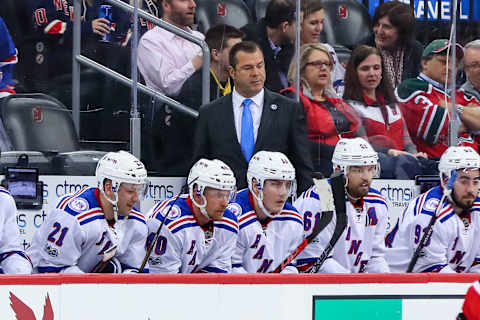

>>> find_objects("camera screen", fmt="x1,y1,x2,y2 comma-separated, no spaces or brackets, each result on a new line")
6,168,38,198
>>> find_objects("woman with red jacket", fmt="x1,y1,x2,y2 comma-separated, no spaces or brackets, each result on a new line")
343,45,428,179
282,43,364,176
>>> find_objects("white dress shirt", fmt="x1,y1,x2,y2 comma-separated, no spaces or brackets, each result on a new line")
232,88,264,144
137,25,204,96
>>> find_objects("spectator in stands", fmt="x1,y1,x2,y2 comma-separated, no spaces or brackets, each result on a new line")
154,24,244,176
193,41,313,194
0,17,17,98
369,1,422,89
29,0,111,87
282,43,364,177
300,0,345,96
137,0,203,96
343,45,426,179
462,40,480,101
396,39,480,158
241,0,296,92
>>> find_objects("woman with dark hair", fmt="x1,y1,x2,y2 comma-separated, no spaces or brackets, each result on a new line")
282,43,364,176
370,1,423,89
344,45,427,179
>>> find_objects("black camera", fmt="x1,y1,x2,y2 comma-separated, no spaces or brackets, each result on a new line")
2,167,43,209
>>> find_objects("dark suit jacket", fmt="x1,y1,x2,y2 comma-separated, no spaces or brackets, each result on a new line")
193,88,313,194
241,19,294,93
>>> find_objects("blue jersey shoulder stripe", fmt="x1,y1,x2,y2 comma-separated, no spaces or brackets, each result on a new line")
171,223,197,234
440,212,455,223
239,218,257,230
364,199,387,207
0,189,10,196
420,210,434,217
216,224,238,234
79,215,104,225
128,215,147,225
274,216,303,225
202,266,228,273
37,265,67,273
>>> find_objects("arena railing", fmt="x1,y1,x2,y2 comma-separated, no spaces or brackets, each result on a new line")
71,0,211,159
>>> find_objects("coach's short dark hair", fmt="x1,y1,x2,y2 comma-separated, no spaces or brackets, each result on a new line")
205,24,245,52
229,41,262,67
265,0,296,28
373,1,416,47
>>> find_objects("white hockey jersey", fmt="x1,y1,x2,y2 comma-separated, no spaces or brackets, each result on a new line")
386,186,480,273
0,187,32,273
146,195,238,273
28,187,148,273
294,184,390,273
229,189,304,273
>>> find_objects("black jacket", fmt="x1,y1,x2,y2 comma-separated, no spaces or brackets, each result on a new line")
192,89,313,194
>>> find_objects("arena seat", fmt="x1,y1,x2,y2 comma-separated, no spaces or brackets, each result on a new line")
195,0,254,33
0,94,105,175
320,0,372,49
254,0,270,21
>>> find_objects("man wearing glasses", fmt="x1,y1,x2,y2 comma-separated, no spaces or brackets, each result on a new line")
146,159,238,273
462,40,480,101
396,39,480,158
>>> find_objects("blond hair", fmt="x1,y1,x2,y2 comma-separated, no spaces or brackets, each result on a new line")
287,43,334,93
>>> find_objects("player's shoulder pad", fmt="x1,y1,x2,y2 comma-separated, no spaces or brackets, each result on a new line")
215,209,239,234
300,184,320,201
151,195,189,224
57,187,101,217
418,186,443,216
364,188,388,207
276,203,303,226
0,186,11,197
396,77,430,101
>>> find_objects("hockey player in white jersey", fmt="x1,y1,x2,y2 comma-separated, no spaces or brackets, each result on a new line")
0,187,32,274
386,146,480,273
295,138,390,273
146,159,238,273
28,151,149,273
230,151,304,273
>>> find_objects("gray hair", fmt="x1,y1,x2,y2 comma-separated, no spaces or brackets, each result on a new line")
465,40,480,50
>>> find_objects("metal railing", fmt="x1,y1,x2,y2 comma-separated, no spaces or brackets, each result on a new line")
72,0,210,159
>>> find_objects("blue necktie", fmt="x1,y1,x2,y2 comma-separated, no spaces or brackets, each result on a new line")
241,98,254,162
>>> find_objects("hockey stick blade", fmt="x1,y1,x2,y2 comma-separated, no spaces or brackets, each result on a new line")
309,172,347,273
91,244,118,273
139,177,198,273
271,210,333,273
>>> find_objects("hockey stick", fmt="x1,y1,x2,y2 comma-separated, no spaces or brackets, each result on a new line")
138,177,197,273
271,176,337,273
406,171,457,273
91,244,118,273
308,172,347,273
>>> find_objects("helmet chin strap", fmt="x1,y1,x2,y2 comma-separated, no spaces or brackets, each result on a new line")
100,187,120,222
251,188,274,218
191,194,210,219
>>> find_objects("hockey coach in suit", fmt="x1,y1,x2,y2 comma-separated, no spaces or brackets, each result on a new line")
193,41,313,194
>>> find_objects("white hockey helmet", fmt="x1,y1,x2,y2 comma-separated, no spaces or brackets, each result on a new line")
188,159,236,218
438,146,480,188
247,151,296,217
96,151,148,209
332,137,379,176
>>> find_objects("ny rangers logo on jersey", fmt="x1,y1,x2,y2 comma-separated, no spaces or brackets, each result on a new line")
68,198,89,212
227,203,242,217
